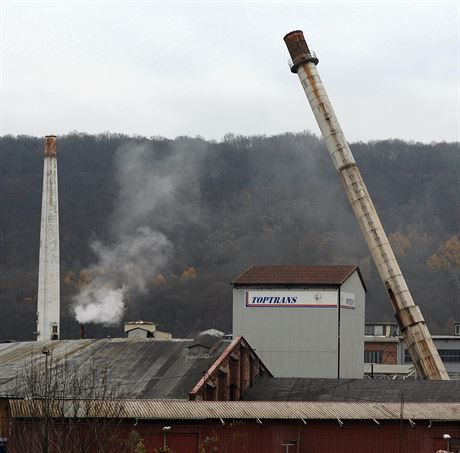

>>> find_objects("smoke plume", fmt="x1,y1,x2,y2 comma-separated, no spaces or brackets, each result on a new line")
72,140,204,325
73,227,172,325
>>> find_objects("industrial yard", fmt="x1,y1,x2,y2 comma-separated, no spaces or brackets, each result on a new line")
1,2,459,452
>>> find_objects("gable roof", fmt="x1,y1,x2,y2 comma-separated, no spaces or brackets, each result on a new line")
232,265,366,290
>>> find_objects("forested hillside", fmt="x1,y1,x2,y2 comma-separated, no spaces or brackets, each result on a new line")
0,132,458,340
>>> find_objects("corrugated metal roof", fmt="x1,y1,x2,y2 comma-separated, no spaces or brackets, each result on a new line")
232,265,362,287
244,376,460,402
0,337,229,400
9,399,460,421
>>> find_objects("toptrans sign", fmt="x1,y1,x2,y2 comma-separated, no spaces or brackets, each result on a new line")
244,290,355,309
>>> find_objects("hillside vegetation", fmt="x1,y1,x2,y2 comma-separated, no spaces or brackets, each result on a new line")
0,132,458,340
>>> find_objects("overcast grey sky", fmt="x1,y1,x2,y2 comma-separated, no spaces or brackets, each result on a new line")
1,1,459,142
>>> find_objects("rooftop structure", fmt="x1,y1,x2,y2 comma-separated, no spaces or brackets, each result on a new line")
123,320,172,339
232,264,365,288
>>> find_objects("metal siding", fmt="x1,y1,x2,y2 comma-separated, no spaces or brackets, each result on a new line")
119,421,460,453
340,271,365,378
7,410,460,452
233,287,340,378
233,271,365,379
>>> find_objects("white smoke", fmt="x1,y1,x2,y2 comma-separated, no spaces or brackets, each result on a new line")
73,227,172,325
72,141,204,326
74,287,126,325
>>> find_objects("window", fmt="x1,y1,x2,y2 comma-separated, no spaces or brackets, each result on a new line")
405,349,460,363
439,349,460,363
365,325,375,336
455,324,460,336
404,350,412,363
364,350,383,364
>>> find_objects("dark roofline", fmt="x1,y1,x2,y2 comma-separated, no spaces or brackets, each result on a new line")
231,265,255,286
231,265,367,292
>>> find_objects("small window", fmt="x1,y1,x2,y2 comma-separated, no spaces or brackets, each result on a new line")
365,325,375,336
52,325,58,333
404,349,412,363
364,350,383,364
438,349,460,363
455,323,460,336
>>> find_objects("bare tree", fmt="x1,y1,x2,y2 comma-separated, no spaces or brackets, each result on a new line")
8,346,129,453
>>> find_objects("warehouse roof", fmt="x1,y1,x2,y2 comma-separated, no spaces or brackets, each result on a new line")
0,334,229,399
243,376,460,402
9,399,460,421
232,265,365,290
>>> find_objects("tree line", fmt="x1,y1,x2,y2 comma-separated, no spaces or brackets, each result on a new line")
0,132,458,340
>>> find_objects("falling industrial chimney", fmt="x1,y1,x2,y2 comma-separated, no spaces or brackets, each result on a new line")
36,135,60,341
283,30,449,380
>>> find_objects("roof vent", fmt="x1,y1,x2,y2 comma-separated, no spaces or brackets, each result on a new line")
199,329,224,337
187,333,221,357
124,320,172,340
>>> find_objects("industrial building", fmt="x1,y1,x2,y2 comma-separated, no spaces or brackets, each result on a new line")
6,399,460,453
2,330,460,451
232,265,366,378
0,331,269,403
2,27,458,452
365,322,460,379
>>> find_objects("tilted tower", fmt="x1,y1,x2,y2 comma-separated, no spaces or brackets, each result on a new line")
283,30,448,380
36,135,60,341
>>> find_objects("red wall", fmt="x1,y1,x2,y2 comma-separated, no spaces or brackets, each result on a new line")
365,341,398,364
130,419,460,453
7,418,460,452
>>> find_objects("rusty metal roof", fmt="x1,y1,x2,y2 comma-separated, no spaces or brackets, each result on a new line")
9,399,460,421
232,265,365,289
0,336,228,399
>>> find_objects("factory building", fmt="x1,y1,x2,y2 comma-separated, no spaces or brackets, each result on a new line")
7,399,460,453
365,322,460,379
232,265,366,379
0,331,269,404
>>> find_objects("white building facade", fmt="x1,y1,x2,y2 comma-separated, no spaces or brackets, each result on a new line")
232,265,366,378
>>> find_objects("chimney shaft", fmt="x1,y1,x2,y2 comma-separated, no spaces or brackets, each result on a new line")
36,135,60,341
283,30,449,380
80,323,86,339
44,135,57,157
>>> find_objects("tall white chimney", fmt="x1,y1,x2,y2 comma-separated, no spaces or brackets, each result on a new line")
36,135,60,341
